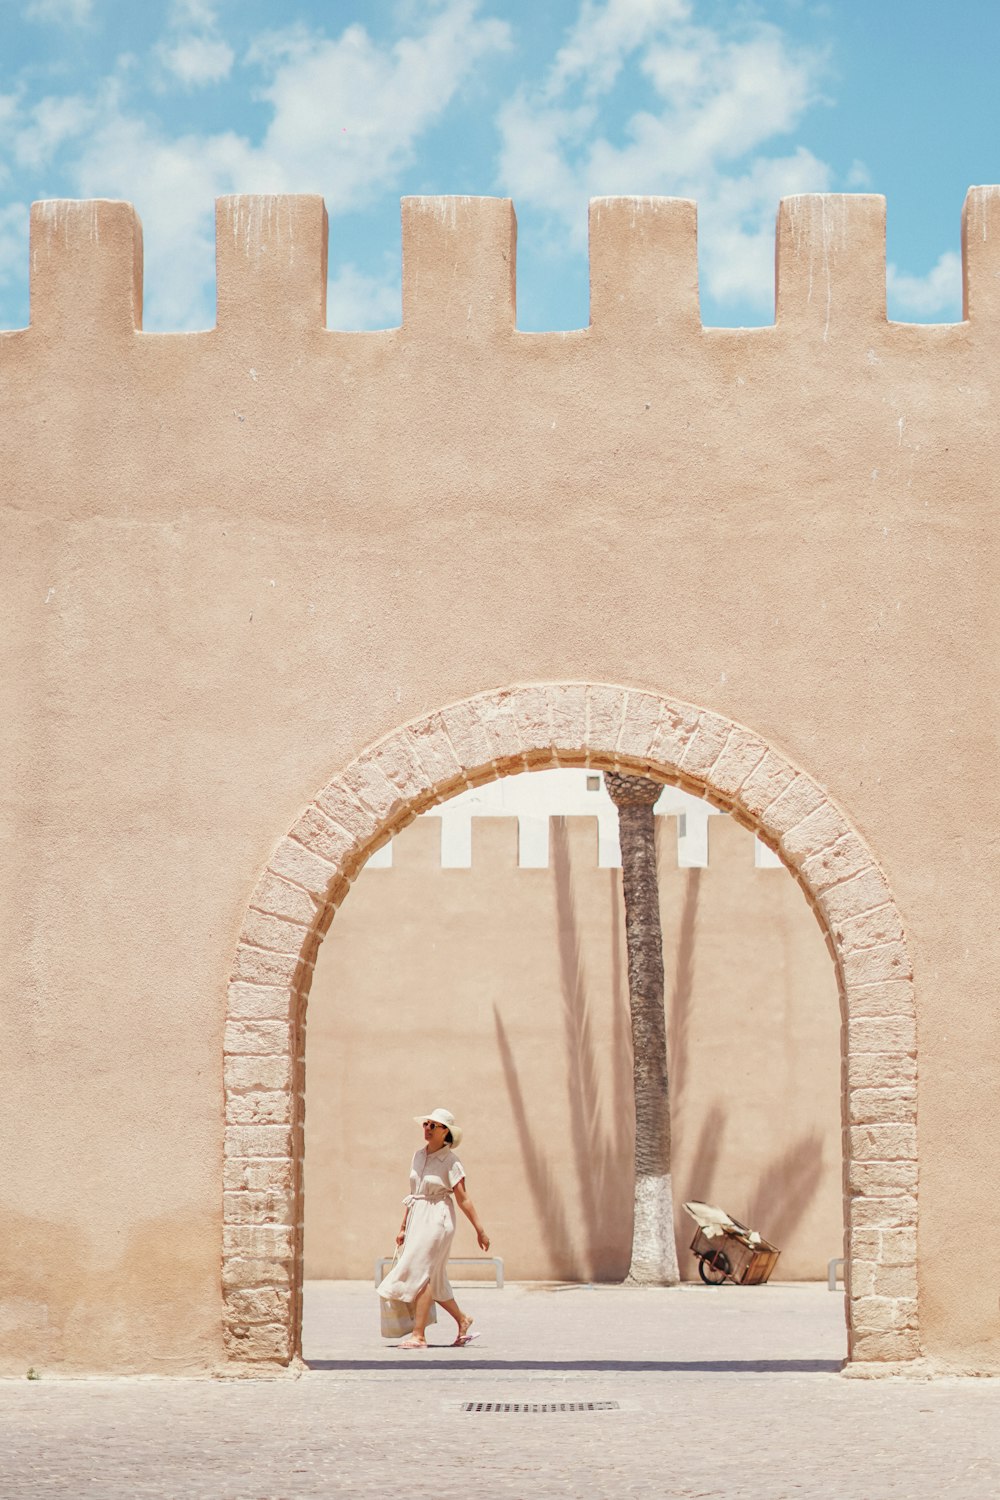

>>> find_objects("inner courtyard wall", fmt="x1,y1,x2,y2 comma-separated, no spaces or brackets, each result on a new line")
1,188,999,1374
304,813,842,1283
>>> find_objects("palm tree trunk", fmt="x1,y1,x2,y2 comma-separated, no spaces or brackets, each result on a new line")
605,771,680,1286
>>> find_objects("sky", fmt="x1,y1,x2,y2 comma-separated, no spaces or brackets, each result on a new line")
1,0,998,333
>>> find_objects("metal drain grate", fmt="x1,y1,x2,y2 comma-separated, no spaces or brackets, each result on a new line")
461,1401,620,1413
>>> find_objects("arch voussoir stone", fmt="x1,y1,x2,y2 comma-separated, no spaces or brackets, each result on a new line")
222,682,919,1373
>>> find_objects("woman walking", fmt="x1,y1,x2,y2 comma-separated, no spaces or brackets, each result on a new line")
378,1108,490,1349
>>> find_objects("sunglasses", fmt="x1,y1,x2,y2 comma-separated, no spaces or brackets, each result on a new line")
422,1120,446,1130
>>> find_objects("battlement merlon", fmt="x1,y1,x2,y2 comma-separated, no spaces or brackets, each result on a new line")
13,189,1000,343
962,185,1000,320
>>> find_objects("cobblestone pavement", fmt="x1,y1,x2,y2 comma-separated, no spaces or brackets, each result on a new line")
3,1282,999,1499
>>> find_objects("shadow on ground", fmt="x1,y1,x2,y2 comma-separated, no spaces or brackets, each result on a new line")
307,1357,842,1374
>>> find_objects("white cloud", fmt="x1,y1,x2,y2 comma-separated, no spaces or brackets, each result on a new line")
496,0,831,312
156,1,234,87
15,94,94,170
63,2,511,327
158,35,235,86
73,113,257,328
327,262,401,330
24,0,92,22
0,202,29,293
887,251,961,321
251,3,511,207
547,0,691,98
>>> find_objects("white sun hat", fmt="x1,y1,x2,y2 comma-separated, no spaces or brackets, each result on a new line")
414,1107,462,1147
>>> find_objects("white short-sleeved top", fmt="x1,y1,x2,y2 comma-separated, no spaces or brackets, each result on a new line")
409,1146,465,1202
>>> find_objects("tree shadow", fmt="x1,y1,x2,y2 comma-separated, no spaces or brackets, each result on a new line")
666,859,701,1157
551,817,631,1278
493,1008,581,1281
742,1132,826,1248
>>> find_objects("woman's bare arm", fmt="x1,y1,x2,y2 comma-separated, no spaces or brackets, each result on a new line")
454,1179,490,1252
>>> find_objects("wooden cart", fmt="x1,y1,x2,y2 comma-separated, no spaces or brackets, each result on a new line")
682,1200,780,1286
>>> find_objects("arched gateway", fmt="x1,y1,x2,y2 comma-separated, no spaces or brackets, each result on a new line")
222,682,917,1373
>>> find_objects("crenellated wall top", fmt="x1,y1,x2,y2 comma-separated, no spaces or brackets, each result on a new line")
5,189,1000,347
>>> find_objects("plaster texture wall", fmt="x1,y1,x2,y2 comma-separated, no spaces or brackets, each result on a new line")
0,187,997,1376
304,812,842,1283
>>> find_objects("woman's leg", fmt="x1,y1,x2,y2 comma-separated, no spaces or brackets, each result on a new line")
437,1296,474,1343
400,1282,435,1347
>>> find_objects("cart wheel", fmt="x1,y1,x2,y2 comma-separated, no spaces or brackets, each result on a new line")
698,1250,731,1285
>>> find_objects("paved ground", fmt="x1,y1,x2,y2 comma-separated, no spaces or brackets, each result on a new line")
3,1280,1000,1498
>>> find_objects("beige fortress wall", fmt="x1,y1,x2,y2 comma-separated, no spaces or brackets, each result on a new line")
1,188,999,1375
303,812,842,1283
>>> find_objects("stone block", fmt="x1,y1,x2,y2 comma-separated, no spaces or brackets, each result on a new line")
221,1255,292,1289
779,801,850,863
547,683,589,755
224,1020,292,1057
801,832,870,893
818,865,894,927
227,981,295,1022
240,909,311,957
757,773,826,836
851,1329,921,1363
224,1286,292,1324
339,757,413,825
224,1124,293,1159
506,685,555,762
223,1321,293,1362
649,699,701,770
850,1295,910,1334
468,691,523,767
226,1091,292,1126
437,697,496,776
841,942,912,989
293,805,357,866
611,687,665,762
836,901,906,951
269,837,337,897
848,1258,876,1297
223,1158,295,1193
848,1124,918,1161
736,752,799,823
848,1160,918,1197
848,1229,881,1261
586,685,628,754
846,1051,916,1089
223,1224,295,1259
873,1263,918,1300
848,1014,916,1055
616,692,666,763
223,1189,295,1225
847,980,916,1018
249,871,321,928
403,713,466,792
706,729,767,798
225,1054,294,1094
848,1195,918,1230
231,945,302,988
678,713,732,779
878,1228,917,1266
848,1086,917,1125
313,786,381,844
371,736,429,799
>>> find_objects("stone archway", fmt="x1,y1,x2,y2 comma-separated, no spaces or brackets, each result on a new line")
222,683,918,1373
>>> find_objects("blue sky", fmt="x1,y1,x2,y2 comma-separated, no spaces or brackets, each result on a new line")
1,0,998,332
